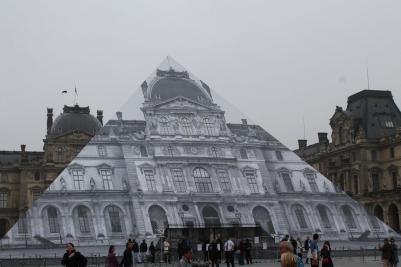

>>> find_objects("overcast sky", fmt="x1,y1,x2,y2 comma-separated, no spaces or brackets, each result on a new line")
1,0,401,151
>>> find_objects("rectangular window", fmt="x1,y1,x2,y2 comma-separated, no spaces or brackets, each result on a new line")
0,191,8,208
353,175,359,194
18,215,28,234
171,168,186,193
144,170,156,191
392,172,398,189
281,172,294,192
217,169,232,193
244,170,258,193
275,151,283,161
101,169,113,190
98,145,107,157
372,173,380,192
371,150,377,161
240,148,248,159
390,147,395,158
72,169,84,190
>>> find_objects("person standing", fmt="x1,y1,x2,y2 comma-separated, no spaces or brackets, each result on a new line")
164,239,171,264
380,238,393,267
120,241,134,267
209,240,220,267
244,239,252,264
320,241,333,267
132,240,140,264
61,243,87,267
106,245,119,267
309,234,319,267
238,240,245,265
202,240,209,262
139,240,148,263
149,241,156,264
224,237,235,267
304,237,311,264
390,238,399,267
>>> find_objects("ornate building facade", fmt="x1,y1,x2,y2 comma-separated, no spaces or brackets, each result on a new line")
0,105,103,238
295,90,401,233
2,61,396,249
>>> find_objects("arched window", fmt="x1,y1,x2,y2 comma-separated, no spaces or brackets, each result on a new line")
47,207,60,233
305,172,318,192
203,117,215,135
293,205,308,229
341,205,357,229
202,206,221,226
280,171,294,192
252,206,275,234
193,168,213,193
107,206,122,233
0,189,9,208
181,117,193,135
77,206,91,233
149,205,168,235
317,205,332,229
159,117,172,135
388,204,400,232
374,205,384,221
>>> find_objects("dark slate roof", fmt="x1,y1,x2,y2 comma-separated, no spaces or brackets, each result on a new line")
150,77,212,104
50,105,102,136
227,123,279,142
346,90,401,139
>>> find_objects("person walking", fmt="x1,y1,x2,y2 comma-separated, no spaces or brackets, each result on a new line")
224,237,235,267
390,238,399,267
278,241,304,267
106,245,119,267
238,240,245,265
320,241,333,267
132,240,140,264
309,234,319,267
120,241,134,267
209,240,220,267
61,243,87,267
149,241,156,264
139,239,148,263
304,237,311,264
380,238,393,267
164,239,171,264
244,239,252,264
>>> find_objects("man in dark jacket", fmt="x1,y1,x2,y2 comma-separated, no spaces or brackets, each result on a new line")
139,240,148,263
209,240,220,267
380,238,392,267
244,239,252,264
120,241,134,267
61,243,87,267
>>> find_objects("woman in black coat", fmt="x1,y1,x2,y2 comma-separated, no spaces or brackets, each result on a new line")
320,241,334,267
61,243,87,267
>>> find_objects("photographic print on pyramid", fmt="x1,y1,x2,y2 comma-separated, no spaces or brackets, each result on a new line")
1,57,397,252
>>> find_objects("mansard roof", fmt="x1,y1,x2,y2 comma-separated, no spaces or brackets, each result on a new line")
345,89,401,139
227,123,279,142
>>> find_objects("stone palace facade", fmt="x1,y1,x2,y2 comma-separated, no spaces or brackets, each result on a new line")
2,59,396,248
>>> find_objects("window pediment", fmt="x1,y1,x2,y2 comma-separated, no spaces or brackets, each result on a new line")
138,163,156,174
240,166,257,176
67,163,85,175
96,163,114,174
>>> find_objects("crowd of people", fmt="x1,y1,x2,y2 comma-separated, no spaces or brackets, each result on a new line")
59,234,399,267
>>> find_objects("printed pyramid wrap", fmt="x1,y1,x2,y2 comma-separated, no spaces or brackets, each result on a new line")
1,57,397,252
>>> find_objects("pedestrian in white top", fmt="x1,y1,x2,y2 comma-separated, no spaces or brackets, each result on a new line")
224,238,235,267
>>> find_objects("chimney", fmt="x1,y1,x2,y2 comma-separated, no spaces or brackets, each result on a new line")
318,132,328,144
97,110,103,125
20,144,27,162
241,119,248,125
116,111,123,121
298,139,307,150
47,108,53,134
